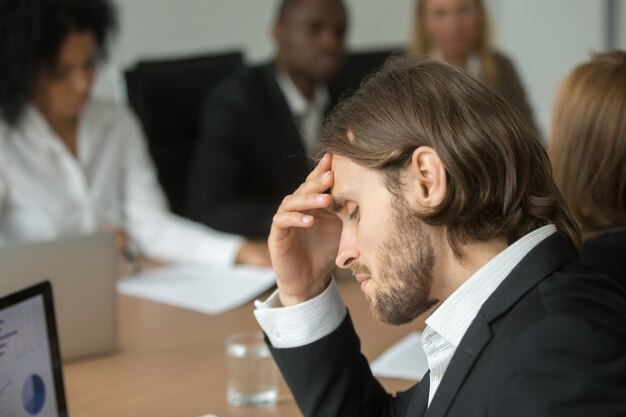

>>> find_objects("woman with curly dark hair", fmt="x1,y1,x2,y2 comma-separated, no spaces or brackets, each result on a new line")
0,0,270,267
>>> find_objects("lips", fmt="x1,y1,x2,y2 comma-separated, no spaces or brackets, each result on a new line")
315,53,343,71
68,98,88,114
355,274,370,292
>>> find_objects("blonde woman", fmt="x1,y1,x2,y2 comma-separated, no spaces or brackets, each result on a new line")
550,51,626,289
411,0,536,130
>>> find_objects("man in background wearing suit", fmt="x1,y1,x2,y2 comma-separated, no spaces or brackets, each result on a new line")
187,0,348,238
254,58,626,416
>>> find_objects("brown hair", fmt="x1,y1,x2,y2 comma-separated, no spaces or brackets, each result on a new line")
319,57,581,254
549,51,626,234
411,0,498,87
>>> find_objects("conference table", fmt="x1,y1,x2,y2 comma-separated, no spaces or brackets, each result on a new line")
63,270,423,417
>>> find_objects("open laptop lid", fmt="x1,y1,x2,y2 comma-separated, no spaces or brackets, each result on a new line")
0,281,68,417
0,233,117,360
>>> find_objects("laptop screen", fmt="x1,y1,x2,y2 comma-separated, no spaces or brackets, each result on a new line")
0,281,67,417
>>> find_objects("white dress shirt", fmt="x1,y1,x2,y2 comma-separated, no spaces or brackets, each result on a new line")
430,50,482,81
421,224,556,405
275,71,329,155
0,100,242,265
254,225,557,404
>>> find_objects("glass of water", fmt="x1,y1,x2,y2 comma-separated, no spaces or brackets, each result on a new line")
225,332,278,407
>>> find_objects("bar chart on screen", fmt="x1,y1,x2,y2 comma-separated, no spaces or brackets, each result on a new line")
0,301,43,365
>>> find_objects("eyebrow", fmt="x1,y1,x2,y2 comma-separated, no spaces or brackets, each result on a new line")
329,199,343,213
329,193,349,213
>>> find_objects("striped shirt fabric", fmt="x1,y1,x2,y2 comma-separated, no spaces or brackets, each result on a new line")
422,225,557,406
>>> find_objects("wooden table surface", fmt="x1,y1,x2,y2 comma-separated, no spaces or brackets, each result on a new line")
63,272,423,417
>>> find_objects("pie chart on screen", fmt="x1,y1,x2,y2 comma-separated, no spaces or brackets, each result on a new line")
22,374,45,415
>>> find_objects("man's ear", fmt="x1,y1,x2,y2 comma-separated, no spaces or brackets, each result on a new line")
272,22,284,46
403,146,447,213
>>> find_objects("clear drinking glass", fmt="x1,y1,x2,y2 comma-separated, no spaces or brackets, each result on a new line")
225,332,278,407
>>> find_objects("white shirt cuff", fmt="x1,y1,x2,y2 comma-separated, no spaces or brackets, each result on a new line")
253,279,347,348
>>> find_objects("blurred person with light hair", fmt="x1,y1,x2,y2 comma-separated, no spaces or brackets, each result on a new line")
410,0,536,131
550,50,626,290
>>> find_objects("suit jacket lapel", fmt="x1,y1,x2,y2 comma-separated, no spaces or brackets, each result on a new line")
421,232,579,417
406,371,431,416
424,318,492,417
480,232,578,322
262,63,307,158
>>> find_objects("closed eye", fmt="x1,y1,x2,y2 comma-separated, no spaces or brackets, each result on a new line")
349,207,359,221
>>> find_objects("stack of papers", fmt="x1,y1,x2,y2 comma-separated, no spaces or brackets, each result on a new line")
370,331,429,381
117,263,276,314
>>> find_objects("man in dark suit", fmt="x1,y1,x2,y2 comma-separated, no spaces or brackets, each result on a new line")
253,58,626,416
186,0,348,238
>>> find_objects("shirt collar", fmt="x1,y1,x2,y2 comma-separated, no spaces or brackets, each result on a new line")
17,105,59,153
18,103,96,160
275,70,329,117
429,50,482,81
425,224,557,348
465,55,481,80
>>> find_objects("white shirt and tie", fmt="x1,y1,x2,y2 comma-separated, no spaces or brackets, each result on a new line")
275,70,329,155
255,224,557,406
0,100,242,265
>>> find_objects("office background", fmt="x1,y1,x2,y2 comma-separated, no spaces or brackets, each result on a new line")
94,0,626,139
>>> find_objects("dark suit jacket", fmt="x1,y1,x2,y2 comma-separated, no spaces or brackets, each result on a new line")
186,63,338,238
268,232,626,417
582,229,626,292
493,51,537,133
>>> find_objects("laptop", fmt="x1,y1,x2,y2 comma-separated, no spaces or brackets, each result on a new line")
0,233,118,360
0,281,68,417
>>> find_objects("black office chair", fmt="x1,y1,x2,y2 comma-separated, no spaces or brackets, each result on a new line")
331,48,402,99
124,51,244,215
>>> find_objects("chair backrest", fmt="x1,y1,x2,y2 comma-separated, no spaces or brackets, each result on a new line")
331,48,401,99
125,51,244,215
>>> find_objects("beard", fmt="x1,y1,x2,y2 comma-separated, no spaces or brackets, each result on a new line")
352,196,438,325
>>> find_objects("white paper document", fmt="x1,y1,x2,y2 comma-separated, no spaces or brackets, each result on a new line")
370,331,429,381
117,263,276,315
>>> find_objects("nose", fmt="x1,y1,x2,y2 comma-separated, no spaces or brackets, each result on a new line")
335,226,359,269
72,69,91,95
319,27,344,53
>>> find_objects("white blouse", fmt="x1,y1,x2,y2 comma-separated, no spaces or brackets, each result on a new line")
0,100,242,265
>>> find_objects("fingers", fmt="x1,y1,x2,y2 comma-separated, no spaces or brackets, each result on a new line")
277,193,331,214
102,226,128,251
236,240,273,268
272,211,316,230
270,193,331,238
305,153,332,182
296,169,334,197
270,153,333,236
295,153,333,194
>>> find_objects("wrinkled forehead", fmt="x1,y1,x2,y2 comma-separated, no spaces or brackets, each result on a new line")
330,155,357,211
330,154,384,203
330,154,354,187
